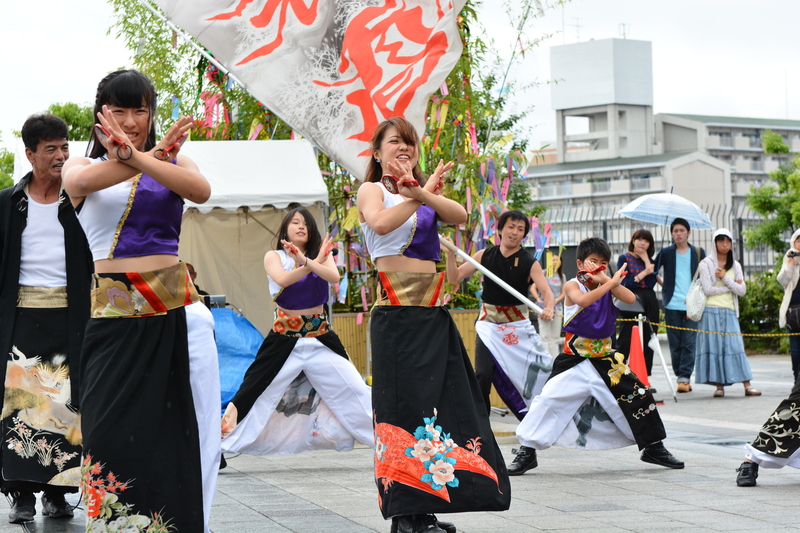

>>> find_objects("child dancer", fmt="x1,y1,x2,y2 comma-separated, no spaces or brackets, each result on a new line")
513,237,684,472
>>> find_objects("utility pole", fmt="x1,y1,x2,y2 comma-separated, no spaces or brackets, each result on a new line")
570,18,582,42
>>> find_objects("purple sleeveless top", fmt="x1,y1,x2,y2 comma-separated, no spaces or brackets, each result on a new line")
404,204,440,261
274,273,329,310
113,174,183,258
562,289,618,339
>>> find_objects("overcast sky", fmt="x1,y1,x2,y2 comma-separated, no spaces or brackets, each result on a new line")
1,0,797,153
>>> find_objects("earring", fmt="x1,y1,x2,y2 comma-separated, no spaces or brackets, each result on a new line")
375,158,380,162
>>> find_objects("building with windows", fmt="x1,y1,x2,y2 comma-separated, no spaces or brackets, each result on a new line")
656,114,800,201
522,38,796,273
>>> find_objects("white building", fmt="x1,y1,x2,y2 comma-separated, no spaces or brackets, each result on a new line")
523,38,795,273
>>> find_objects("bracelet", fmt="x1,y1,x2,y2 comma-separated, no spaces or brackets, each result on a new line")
304,257,308,267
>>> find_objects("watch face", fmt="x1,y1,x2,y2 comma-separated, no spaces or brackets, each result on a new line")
381,174,400,194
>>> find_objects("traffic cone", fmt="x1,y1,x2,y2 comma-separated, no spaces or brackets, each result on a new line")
628,324,650,387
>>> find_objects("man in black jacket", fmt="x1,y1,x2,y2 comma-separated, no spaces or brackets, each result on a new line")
655,218,705,394
0,115,92,522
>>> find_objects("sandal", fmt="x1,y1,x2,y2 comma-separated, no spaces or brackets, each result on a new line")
744,387,762,397
713,387,724,397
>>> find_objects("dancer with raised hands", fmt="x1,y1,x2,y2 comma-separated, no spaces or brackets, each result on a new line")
513,237,685,474
62,69,220,533
444,211,555,416
221,207,373,456
442,210,555,475
358,117,510,533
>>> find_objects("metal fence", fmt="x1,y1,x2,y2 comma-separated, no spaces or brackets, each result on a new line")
527,203,778,279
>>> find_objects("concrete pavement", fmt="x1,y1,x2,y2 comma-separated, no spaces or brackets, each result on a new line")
2,349,799,532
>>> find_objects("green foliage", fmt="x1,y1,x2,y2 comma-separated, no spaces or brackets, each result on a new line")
0,143,14,191
108,0,292,141
47,103,94,141
745,130,800,253
738,268,787,353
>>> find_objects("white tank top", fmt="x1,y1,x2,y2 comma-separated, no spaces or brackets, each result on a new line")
359,183,418,261
76,157,132,261
562,278,587,323
19,197,67,287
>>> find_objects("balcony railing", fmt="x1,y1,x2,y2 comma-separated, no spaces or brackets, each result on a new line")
591,180,611,193
630,177,650,191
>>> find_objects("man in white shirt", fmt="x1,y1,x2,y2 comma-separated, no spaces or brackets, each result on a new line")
0,115,92,522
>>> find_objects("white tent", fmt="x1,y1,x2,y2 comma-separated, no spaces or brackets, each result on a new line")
14,139,329,334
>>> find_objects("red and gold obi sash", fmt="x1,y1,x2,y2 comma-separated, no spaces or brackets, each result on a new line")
478,303,527,323
375,271,444,307
563,332,614,358
273,308,330,337
90,262,200,318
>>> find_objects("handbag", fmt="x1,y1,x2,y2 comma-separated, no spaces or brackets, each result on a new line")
786,305,800,333
684,263,706,322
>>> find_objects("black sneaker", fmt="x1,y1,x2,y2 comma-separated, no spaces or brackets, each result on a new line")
507,446,538,476
736,461,758,487
640,442,684,469
431,515,456,533
42,492,74,518
8,491,36,523
392,514,447,533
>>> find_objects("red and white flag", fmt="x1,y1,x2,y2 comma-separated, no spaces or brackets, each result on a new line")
152,0,467,179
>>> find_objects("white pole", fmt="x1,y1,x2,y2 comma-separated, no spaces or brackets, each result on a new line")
439,235,543,314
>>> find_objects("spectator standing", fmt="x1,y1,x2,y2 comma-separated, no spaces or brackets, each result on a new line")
777,228,800,381
536,253,566,358
617,229,660,376
655,218,705,392
695,228,760,397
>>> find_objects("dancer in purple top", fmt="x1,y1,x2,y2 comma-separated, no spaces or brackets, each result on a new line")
358,117,510,533
63,70,220,533
513,237,684,473
220,207,373,456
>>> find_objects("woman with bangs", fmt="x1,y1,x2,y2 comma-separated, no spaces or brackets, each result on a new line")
220,207,373,457
695,228,759,398
616,228,660,377
357,117,510,533
62,69,219,533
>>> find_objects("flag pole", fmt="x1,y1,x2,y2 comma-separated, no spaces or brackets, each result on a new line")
439,235,543,314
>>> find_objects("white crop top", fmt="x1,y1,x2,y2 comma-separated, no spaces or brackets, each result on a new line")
19,198,67,287
268,250,297,298
360,183,419,261
78,176,134,261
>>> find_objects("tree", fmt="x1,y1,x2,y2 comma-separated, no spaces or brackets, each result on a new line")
47,103,94,141
0,140,13,191
744,129,800,253
739,129,799,353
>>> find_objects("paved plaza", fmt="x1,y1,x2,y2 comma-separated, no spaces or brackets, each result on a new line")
2,348,799,532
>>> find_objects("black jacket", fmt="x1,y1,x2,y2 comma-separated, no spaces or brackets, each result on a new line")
0,172,93,408
655,243,705,308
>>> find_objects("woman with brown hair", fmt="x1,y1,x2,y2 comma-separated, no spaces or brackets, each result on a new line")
617,228,660,377
357,117,510,533
220,207,373,456
63,69,219,533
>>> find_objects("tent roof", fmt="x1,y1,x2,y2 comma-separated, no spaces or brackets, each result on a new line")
13,139,328,213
